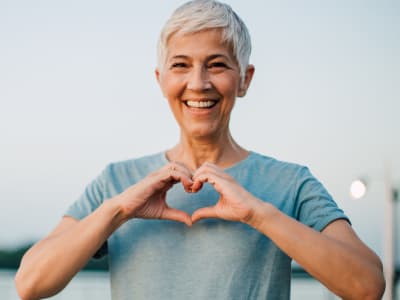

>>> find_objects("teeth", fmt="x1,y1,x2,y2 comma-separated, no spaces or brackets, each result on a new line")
186,100,216,108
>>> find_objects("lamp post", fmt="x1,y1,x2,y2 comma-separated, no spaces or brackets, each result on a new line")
350,174,398,300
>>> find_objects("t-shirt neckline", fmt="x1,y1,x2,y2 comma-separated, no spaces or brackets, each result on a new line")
160,150,255,171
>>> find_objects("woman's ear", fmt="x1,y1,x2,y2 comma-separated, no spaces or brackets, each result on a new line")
155,68,161,84
155,68,167,98
238,64,255,97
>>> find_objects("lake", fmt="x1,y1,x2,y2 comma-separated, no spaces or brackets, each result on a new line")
0,270,345,300
4,270,398,299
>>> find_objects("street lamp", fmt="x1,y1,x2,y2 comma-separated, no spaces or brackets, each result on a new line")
350,175,398,300
350,179,367,200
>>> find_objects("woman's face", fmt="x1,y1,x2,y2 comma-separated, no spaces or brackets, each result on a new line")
156,29,253,141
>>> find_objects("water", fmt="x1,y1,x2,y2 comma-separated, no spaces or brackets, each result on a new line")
1,270,110,300
0,270,392,300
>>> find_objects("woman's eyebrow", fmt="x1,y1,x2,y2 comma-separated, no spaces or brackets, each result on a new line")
170,55,189,60
169,54,230,61
207,54,230,60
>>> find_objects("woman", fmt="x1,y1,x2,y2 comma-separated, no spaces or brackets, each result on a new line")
16,1,385,299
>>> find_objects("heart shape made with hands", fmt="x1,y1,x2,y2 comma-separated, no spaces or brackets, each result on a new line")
157,164,255,227
127,162,257,227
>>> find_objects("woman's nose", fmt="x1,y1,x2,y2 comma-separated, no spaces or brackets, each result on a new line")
187,66,211,91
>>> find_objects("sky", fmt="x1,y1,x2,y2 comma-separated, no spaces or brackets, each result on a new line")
1,0,399,265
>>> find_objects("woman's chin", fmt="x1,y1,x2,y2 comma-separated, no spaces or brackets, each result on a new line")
182,125,220,140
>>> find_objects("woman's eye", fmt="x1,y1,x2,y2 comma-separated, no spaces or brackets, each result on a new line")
171,62,187,68
208,62,228,69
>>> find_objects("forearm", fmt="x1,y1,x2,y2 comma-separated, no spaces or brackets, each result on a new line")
15,199,126,300
247,201,385,300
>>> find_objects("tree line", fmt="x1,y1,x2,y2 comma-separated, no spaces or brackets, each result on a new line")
1,244,321,278
0,244,108,271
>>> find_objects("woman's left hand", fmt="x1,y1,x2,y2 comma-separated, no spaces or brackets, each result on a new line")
191,162,263,224
191,164,385,300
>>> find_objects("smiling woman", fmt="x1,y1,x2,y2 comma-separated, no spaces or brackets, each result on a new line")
156,29,254,150
15,1,385,300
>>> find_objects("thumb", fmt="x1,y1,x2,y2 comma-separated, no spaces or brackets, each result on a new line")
191,206,218,224
161,207,193,227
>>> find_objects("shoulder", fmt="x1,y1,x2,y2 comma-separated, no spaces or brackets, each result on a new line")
102,152,167,181
245,151,310,178
230,151,314,196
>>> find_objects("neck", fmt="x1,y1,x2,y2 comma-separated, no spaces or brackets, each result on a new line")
166,131,248,171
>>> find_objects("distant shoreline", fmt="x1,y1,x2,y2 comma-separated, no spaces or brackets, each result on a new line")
2,244,399,285
0,243,108,271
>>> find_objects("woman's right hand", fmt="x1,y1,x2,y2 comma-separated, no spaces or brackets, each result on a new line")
115,162,193,226
15,163,193,300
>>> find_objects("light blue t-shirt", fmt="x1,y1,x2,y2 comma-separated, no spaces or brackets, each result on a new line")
66,151,349,300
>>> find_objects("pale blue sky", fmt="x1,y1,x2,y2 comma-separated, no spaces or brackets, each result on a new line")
1,0,399,264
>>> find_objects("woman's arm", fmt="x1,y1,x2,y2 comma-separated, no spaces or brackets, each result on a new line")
15,201,126,300
15,162,193,300
191,162,385,300
247,204,385,300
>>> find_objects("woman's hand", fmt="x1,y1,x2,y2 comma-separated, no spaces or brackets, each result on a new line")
191,162,264,224
115,162,194,226
115,161,265,226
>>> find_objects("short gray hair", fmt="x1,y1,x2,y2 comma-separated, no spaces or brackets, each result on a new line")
157,0,252,81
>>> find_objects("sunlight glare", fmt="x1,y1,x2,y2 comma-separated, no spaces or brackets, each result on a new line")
350,179,367,199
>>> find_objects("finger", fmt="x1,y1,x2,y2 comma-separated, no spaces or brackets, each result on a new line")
155,170,192,192
164,161,193,178
190,179,203,193
191,206,218,224
168,171,193,192
193,163,231,183
162,163,193,191
161,207,193,227
173,161,195,192
192,173,219,190
192,172,239,200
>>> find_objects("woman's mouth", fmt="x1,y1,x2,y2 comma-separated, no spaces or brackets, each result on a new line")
185,100,218,109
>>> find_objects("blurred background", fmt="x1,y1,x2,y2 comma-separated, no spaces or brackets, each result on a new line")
1,0,399,299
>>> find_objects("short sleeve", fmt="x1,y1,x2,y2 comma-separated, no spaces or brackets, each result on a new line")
293,167,350,232
64,168,106,220
64,168,109,258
